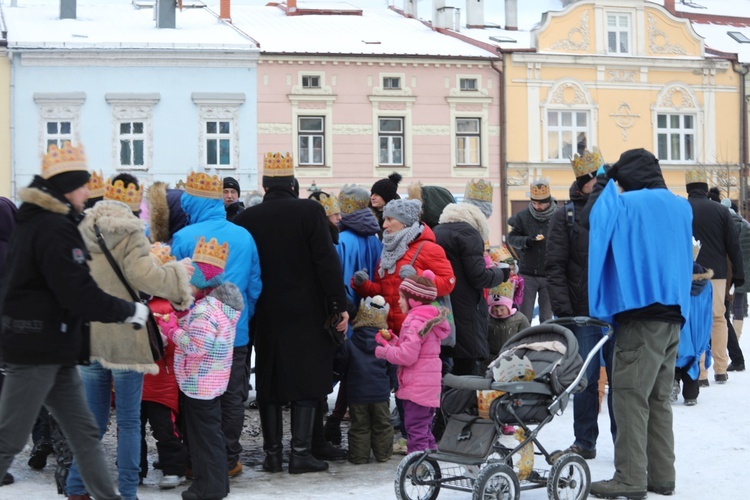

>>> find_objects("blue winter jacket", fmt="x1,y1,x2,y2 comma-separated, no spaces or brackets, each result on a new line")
171,193,261,347
336,208,382,307
334,325,396,404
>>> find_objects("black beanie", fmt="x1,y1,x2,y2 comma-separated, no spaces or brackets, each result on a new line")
48,170,91,194
371,172,402,204
223,176,241,195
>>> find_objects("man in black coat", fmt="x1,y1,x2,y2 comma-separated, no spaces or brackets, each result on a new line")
233,153,348,475
223,176,245,221
686,169,744,384
545,148,614,460
0,142,148,498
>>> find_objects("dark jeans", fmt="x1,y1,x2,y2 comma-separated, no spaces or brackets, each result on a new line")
726,300,745,366
674,367,699,400
183,395,229,499
221,345,249,468
571,324,615,451
140,401,187,477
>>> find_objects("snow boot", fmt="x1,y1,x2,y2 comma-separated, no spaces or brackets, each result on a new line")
289,404,329,474
50,416,73,495
28,438,54,470
259,403,283,473
312,399,347,461
324,416,342,445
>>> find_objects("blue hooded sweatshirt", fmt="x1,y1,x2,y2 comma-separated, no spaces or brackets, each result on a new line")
171,192,261,347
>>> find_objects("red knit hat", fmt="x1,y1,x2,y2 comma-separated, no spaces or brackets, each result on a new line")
399,270,438,308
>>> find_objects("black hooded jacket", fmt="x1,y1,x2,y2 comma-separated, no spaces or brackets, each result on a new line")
334,325,396,404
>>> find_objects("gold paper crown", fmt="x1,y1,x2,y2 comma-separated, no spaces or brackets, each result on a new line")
149,242,176,266
351,296,389,330
571,147,604,178
489,245,513,264
263,152,294,178
185,171,222,199
317,193,340,216
87,170,106,199
489,280,515,299
530,179,550,201
465,179,493,203
192,237,229,270
338,186,369,214
104,178,143,211
685,168,707,185
42,141,88,179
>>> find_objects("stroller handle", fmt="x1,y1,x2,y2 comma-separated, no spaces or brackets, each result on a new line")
543,316,614,337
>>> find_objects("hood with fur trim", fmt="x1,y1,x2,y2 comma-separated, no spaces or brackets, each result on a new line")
438,202,489,242
81,200,146,250
209,281,245,313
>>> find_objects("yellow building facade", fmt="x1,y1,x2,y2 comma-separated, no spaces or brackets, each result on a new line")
503,0,742,216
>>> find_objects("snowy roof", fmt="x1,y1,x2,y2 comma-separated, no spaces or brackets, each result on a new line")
1,0,256,51
692,22,750,62
229,5,498,58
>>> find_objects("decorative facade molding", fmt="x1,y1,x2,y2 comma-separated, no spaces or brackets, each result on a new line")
412,125,450,136
648,14,686,55
106,94,160,171
657,85,697,110
20,50,259,68
549,82,588,106
332,124,373,135
506,170,529,187
34,92,86,157
549,11,590,52
609,102,640,141
195,104,242,170
258,123,293,134
606,69,637,83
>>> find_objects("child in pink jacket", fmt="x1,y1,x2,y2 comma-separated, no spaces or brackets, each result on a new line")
374,270,450,453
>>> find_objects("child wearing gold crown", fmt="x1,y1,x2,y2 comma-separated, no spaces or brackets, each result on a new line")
155,238,244,500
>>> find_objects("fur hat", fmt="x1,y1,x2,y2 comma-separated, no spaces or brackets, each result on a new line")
338,184,370,214
371,172,402,204
488,294,515,319
351,295,390,330
383,198,421,226
399,270,438,308
223,176,241,195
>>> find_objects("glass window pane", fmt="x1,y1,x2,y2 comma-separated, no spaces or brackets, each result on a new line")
133,122,144,134
220,139,230,165
207,122,217,134
562,112,572,127
576,112,587,126
548,131,559,159
562,131,573,158
468,137,480,164
299,117,322,131
133,141,144,166
47,122,58,134
313,136,323,163
671,134,680,160
207,139,217,164
380,119,402,132
657,115,667,128
120,123,131,134
608,32,617,52
607,15,616,27
457,137,466,164
299,137,309,164
393,138,403,164
658,134,668,160
380,137,389,164
548,111,558,127
670,115,680,128
685,134,694,160
120,141,131,165
60,122,71,135
577,132,587,155
684,115,693,129
620,32,628,53
457,119,479,133
219,121,230,134
47,139,57,149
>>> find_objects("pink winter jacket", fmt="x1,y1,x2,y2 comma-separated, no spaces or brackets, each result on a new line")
377,305,450,408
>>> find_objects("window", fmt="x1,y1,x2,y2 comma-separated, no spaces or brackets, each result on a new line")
547,111,589,160
205,120,232,167
383,77,401,90
378,118,404,166
607,13,630,54
460,78,478,91
118,122,145,167
302,75,321,89
45,121,74,149
299,116,325,165
456,118,481,166
657,114,695,161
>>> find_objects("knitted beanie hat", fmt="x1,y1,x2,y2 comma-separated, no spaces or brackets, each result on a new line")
190,237,228,290
383,198,422,226
223,176,241,195
488,294,515,319
190,262,225,290
399,269,438,308
371,172,402,204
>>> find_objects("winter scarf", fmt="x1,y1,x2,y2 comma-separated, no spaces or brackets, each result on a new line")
379,221,422,278
340,207,380,236
438,202,490,242
529,198,558,222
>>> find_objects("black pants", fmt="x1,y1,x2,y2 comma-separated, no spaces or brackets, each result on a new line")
726,300,745,366
32,406,52,444
183,396,229,499
221,345,248,468
674,367,699,400
140,401,187,477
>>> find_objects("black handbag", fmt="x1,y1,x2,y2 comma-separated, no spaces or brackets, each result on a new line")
93,224,165,362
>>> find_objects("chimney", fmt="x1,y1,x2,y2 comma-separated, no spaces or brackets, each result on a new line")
431,0,444,26
466,0,484,28
287,0,297,15
155,0,176,29
404,0,418,18
505,0,517,31
220,0,231,21
663,0,675,13
60,0,76,20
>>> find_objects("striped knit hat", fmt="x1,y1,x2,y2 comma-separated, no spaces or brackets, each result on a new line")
399,269,438,308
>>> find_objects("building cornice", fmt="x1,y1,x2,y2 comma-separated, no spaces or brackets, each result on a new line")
259,55,496,69
14,49,259,68
511,52,729,69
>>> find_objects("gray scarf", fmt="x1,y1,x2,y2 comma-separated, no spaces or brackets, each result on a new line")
379,222,423,278
529,198,558,222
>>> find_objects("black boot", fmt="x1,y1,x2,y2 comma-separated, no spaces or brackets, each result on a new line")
259,403,283,473
312,399,347,461
50,416,72,494
28,438,54,470
324,416,342,445
288,404,329,474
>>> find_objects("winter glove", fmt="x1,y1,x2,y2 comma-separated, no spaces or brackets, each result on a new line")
156,313,180,340
376,329,397,347
496,262,511,282
125,302,149,329
374,345,388,359
352,269,369,287
399,264,417,279
484,254,494,268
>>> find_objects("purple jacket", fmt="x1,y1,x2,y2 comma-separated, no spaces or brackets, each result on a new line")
377,305,450,408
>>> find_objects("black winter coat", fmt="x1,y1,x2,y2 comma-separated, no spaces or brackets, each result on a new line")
729,211,750,294
234,187,348,403
507,204,557,277
545,182,591,317
0,177,135,366
434,217,505,361
0,196,17,279
334,326,396,404
688,189,744,284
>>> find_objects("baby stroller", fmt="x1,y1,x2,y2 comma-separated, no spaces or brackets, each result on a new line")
394,317,613,500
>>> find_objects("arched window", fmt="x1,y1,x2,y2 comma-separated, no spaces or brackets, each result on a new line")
541,79,597,161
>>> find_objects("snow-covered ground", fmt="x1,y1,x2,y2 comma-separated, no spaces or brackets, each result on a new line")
2,327,748,499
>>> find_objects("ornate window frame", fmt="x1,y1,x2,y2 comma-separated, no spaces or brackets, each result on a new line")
105,93,160,171
289,72,335,178
541,79,597,162
34,92,86,156
652,83,702,164
191,93,245,170
447,74,491,175
370,74,414,175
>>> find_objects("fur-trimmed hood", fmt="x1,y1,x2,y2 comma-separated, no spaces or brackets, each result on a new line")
438,202,489,242
209,282,245,313
148,181,171,243
18,183,72,217
417,306,450,339
81,200,146,250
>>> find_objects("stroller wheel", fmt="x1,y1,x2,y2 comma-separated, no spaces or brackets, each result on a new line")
472,463,520,500
395,451,442,500
546,453,590,500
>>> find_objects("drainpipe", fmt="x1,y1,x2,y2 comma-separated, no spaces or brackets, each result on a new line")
490,58,506,238
734,62,749,215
